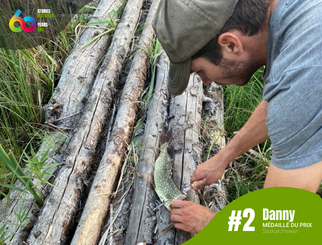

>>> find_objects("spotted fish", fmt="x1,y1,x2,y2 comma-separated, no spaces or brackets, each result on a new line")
154,131,186,210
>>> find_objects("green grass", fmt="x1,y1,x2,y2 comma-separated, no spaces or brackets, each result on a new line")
0,4,98,243
0,5,94,200
0,145,43,205
223,67,271,201
224,68,265,136
0,47,54,200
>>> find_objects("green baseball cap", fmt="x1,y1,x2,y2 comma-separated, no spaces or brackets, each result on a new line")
152,0,239,95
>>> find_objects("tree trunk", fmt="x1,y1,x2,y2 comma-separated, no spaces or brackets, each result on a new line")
0,0,120,243
164,73,204,245
71,0,160,244
202,83,228,213
126,52,205,244
26,0,145,243
125,52,171,245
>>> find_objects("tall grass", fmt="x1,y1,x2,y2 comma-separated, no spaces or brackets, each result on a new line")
223,67,271,201
224,68,264,136
0,48,52,155
0,6,93,199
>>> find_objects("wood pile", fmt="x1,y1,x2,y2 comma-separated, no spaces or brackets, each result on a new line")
0,0,228,244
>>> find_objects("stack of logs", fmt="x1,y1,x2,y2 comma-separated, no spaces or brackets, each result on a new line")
0,0,228,244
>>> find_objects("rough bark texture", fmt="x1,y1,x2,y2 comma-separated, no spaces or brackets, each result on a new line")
71,0,160,244
166,73,204,244
1,2,228,244
26,0,145,243
125,52,170,245
202,83,228,212
126,53,205,245
0,0,120,244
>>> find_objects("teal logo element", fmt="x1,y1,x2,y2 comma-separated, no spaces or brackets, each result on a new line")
184,187,322,244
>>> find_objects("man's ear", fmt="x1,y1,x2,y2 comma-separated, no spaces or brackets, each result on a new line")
217,32,243,57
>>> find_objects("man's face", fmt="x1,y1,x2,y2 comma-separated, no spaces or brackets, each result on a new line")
190,57,259,86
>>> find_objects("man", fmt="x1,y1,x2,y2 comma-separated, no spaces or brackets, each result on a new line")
152,0,322,234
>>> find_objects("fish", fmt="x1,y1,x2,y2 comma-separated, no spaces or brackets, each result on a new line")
154,130,186,210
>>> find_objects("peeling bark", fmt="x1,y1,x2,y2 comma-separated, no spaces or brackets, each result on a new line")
71,0,160,244
202,83,228,213
0,0,120,244
125,52,170,245
166,74,204,244
26,0,145,243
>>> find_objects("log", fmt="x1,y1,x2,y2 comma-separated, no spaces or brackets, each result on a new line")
203,82,225,151
125,52,170,245
26,0,146,243
125,50,204,244
201,83,228,212
0,0,120,243
160,73,204,244
70,0,160,243
97,153,134,245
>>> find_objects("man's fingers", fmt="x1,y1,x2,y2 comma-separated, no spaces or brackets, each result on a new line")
190,172,203,183
172,222,186,231
170,199,185,209
170,207,183,217
170,213,183,223
191,179,206,190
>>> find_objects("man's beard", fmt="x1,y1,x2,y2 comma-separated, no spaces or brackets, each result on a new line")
219,58,260,86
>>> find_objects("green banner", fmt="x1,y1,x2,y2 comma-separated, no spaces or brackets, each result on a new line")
185,187,322,244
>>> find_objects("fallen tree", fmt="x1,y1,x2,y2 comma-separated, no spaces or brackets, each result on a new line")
26,0,147,243
70,0,161,243
1,1,228,244
0,0,121,243
201,83,228,213
125,51,206,244
125,52,171,245
155,72,204,244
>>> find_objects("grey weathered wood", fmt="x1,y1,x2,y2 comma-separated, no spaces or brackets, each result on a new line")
202,83,228,212
0,0,120,244
150,55,174,245
155,72,203,245
71,0,160,243
167,74,203,244
126,52,204,244
26,0,146,243
125,52,170,245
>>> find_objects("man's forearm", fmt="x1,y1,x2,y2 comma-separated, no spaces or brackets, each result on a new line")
219,100,269,164
191,100,269,189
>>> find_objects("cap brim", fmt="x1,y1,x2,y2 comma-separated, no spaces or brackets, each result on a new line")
168,59,191,96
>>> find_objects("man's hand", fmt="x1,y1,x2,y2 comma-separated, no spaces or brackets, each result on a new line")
190,156,226,190
170,200,216,234
191,101,269,190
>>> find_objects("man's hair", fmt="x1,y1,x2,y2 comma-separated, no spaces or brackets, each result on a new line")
192,0,271,65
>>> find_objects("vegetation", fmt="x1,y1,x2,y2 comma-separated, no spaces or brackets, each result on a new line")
223,68,271,201
0,5,94,200
0,3,125,242
1,1,321,243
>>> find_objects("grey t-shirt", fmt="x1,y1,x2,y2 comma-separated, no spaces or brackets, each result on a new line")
262,0,322,169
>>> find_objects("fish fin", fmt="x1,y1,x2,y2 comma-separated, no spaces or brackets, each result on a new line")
165,128,172,143
159,132,166,145
174,195,186,201
159,128,172,145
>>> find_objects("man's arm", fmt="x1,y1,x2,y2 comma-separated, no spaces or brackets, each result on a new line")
169,100,269,234
191,100,269,190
